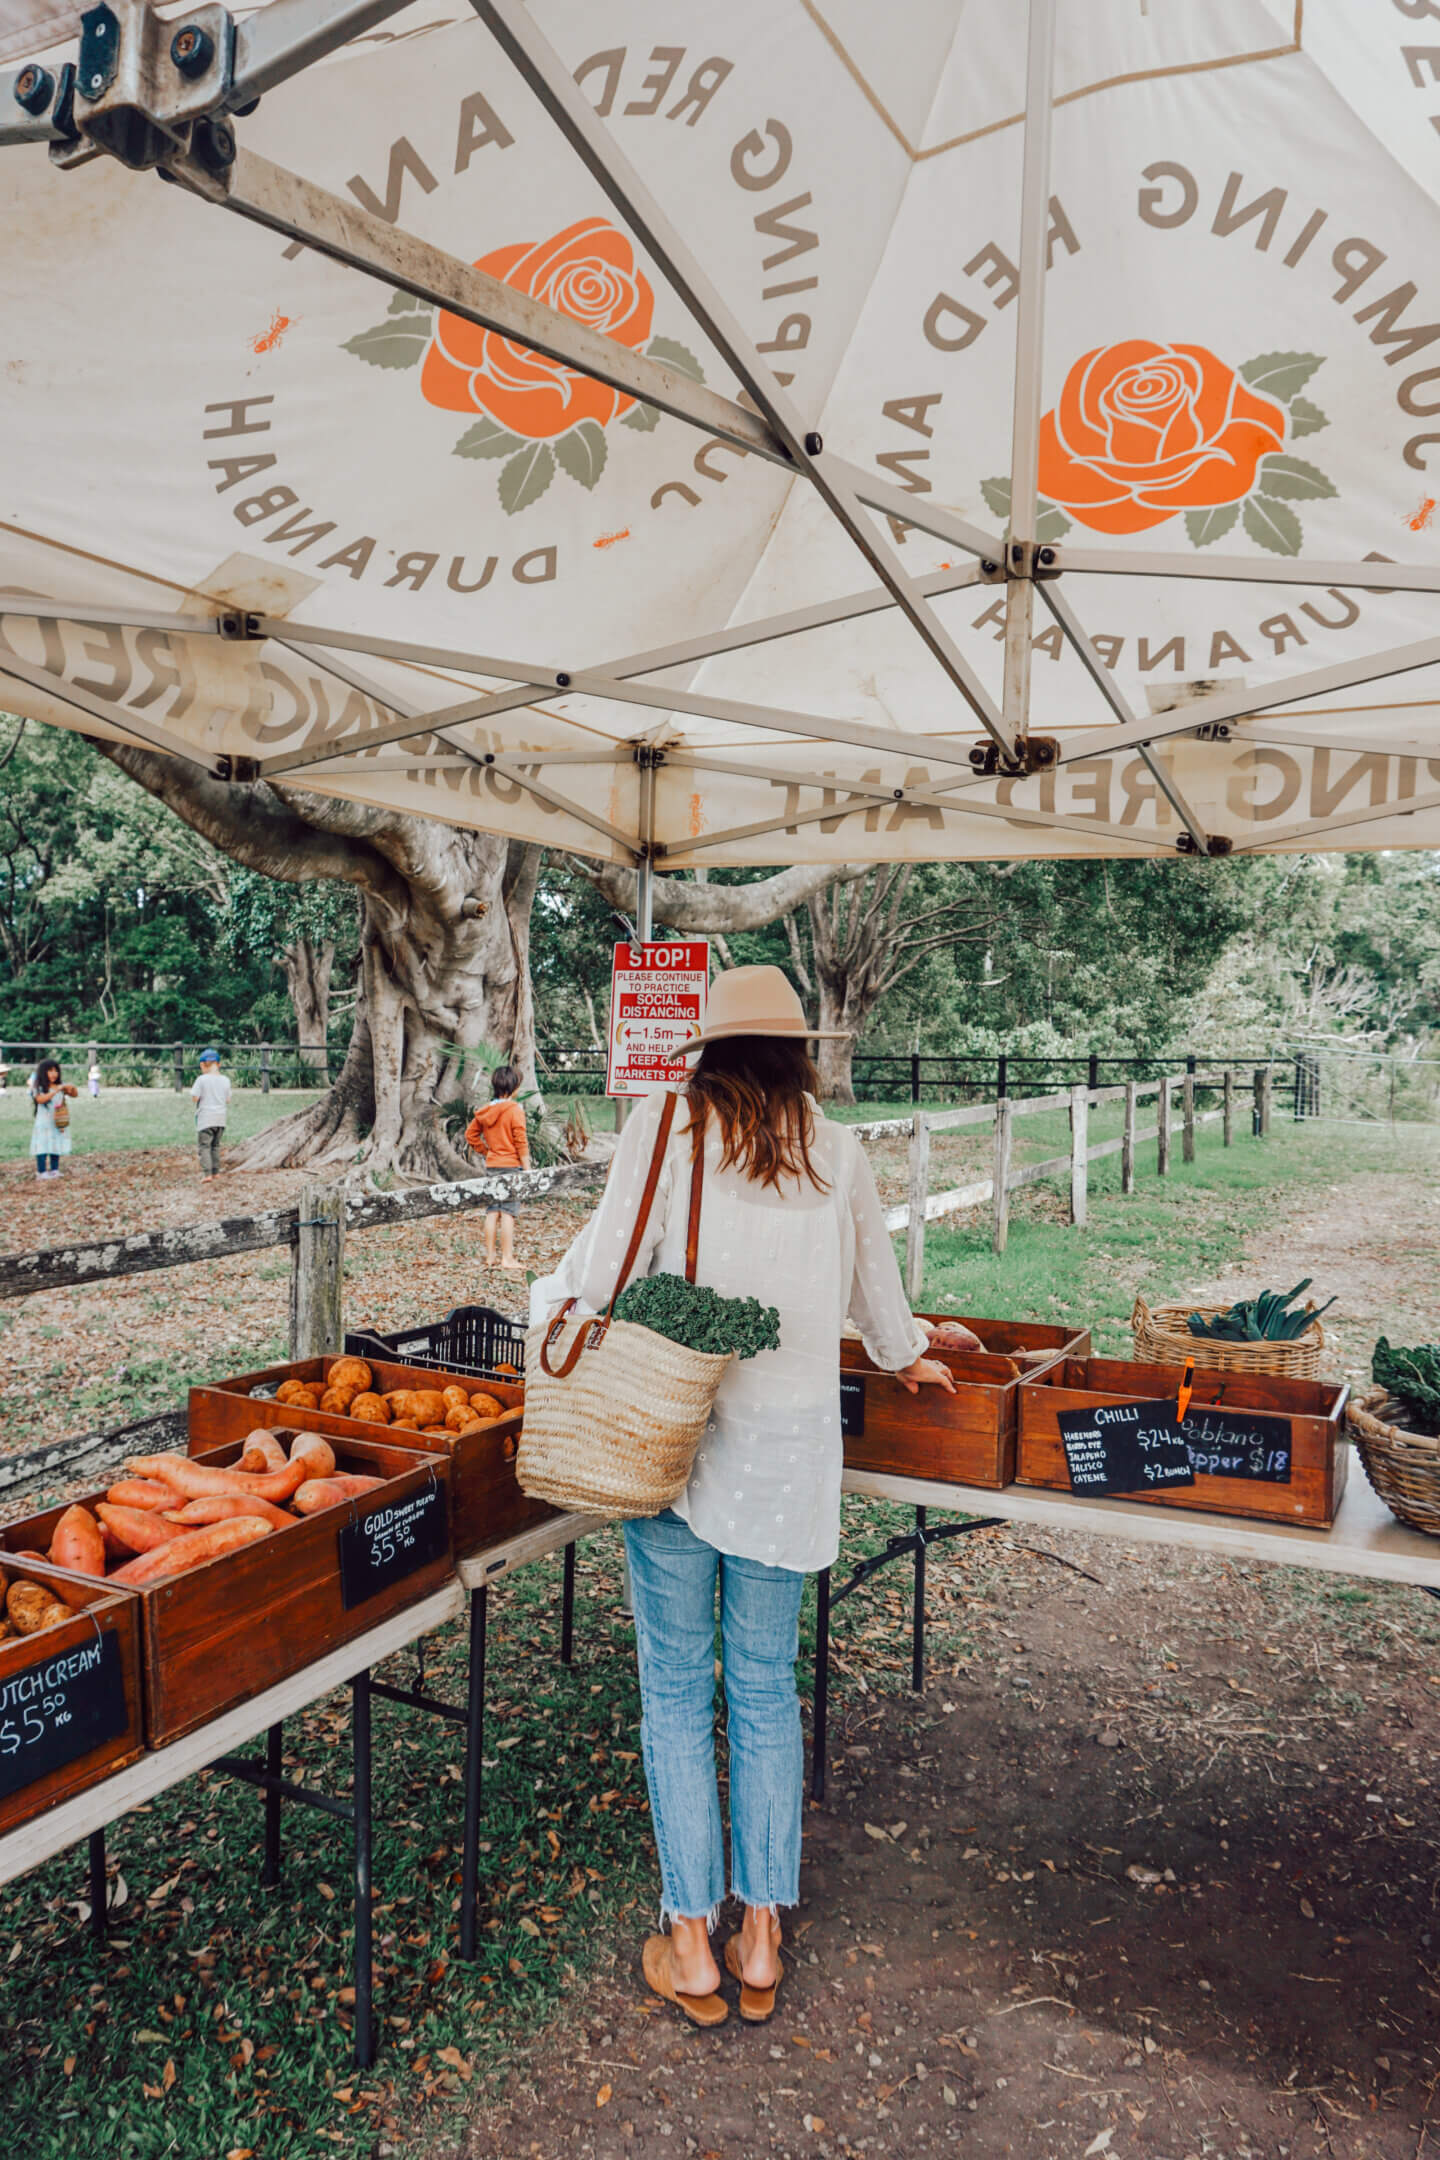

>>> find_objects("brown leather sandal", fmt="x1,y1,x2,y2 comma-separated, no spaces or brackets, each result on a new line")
724,1932,784,2023
642,1934,728,2027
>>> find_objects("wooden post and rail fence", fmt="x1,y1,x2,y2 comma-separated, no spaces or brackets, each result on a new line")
849,1065,1265,1303
0,1065,1271,1494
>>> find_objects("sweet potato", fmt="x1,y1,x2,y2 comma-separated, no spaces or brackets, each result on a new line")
347,1393,390,1424
49,1503,106,1578
289,1433,336,1480
96,1503,186,1556
928,1320,986,1352
328,1356,373,1394
292,1473,384,1514
162,1495,296,1529
126,1451,309,1503
7,1580,70,1634
237,1430,289,1473
109,1515,273,1585
105,1477,186,1512
468,1392,504,1421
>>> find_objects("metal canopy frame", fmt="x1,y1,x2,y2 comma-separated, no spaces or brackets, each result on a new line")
2,0,1439,865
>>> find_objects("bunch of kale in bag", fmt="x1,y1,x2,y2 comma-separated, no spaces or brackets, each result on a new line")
613,1274,781,1360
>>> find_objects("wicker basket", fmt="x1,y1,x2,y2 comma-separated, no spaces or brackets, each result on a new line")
518,1313,732,1520
1131,1295,1327,1380
1347,1388,1440,1537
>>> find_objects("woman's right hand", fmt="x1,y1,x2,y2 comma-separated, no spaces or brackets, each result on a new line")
895,1356,957,1396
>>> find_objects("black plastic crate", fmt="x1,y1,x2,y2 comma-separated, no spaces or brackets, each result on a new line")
345,1304,526,1381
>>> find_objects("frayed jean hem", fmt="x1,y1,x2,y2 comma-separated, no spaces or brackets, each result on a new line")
658,1898,725,1933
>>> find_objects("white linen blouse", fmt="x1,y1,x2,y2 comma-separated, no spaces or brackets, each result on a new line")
528,1089,928,1573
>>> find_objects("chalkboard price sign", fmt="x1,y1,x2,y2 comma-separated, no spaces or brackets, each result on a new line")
0,1627,128,1803
1181,1405,1292,1484
840,1373,866,1438
339,1483,448,1609
1059,1399,1196,1498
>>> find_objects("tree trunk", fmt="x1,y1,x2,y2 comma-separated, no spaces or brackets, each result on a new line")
280,934,335,1082
90,741,539,1186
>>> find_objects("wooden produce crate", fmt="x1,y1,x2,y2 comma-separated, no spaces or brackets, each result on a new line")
1017,1355,1350,1526
840,1313,1091,1489
0,1556,144,1835
0,1438,452,1746
189,1354,551,1557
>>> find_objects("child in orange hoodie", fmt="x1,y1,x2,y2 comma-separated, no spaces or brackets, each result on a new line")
465,1065,531,1273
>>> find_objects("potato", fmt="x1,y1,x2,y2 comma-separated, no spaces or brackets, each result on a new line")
468,1392,503,1421
275,1379,313,1406
421,1426,453,1439
319,1386,358,1414
328,1356,373,1394
383,1389,415,1414
443,1406,472,1432
407,1391,447,1428
7,1581,68,1635
441,1385,470,1412
347,1392,390,1424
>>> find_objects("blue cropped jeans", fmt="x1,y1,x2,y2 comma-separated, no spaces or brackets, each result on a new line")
623,1508,805,1927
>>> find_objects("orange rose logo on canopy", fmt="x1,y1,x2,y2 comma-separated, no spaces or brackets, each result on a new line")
343,219,705,514
982,344,1336,556
420,219,654,438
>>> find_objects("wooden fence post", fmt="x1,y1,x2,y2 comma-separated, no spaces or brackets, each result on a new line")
172,1041,184,1092
905,1112,930,1303
991,1098,1013,1257
1223,1067,1234,1147
1121,1081,1137,1194
1069,1083,1088,1227
290,1179,346,1357
1157,1076,1171,1176
1258,1064,1272,1138
1182,1070,1196,1164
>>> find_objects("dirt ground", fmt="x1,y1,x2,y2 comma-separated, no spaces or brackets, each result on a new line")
441,1171,1440,2160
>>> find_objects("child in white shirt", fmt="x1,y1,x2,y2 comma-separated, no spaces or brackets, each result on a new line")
191,1048,232,1180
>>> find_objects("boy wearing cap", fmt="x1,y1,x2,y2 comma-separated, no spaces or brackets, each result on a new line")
191,1047,232,1180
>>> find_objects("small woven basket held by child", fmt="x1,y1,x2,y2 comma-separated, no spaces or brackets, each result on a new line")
520,1094,728,1519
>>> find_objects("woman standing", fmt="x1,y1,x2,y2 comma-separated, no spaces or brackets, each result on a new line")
28,1056,78,1180
531,967,954,2026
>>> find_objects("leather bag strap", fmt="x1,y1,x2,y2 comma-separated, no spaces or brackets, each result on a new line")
684,1105,704,1284
538,1092,679,1379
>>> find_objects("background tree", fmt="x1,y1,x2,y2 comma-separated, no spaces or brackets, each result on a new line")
220,870,361,1082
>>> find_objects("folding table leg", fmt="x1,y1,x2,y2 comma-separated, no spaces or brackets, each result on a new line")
351,1670,375,2069
261,1722,283,1887
810,1567,831,1805
912,1506,927,1693
459,1586,487,1962
560,1541,576,1667
88,1828,107,1942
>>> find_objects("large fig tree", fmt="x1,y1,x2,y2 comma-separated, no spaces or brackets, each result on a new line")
94,745,848,1181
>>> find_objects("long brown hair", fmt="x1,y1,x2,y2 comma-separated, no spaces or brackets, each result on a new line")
684,1036,828,1193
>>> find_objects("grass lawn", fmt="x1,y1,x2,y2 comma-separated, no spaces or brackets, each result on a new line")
0,1085,325,1159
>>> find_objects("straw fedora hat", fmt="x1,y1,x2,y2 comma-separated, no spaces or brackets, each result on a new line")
681,964,851,1055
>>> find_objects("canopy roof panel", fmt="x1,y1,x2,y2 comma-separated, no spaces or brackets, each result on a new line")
1,0,1438,867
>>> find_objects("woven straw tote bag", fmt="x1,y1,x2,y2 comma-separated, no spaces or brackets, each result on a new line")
518,1094,732,1520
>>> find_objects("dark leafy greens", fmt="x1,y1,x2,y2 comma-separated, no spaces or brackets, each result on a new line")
1188,1279,1335,1342
1372,1339,1440,1436
613,1273,782,1361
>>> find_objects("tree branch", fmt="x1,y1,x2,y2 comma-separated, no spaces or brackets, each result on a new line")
568,855,865,932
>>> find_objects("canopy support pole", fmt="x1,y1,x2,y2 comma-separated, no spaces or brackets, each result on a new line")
636,753,658,941
1001,0,1057,754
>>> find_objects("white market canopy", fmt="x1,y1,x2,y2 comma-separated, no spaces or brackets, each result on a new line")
3,0,1440,871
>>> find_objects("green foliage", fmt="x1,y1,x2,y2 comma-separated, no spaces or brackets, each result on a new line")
1186,1279,1336,1341
1372,1337,1440,1436
612,1272,781,1359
